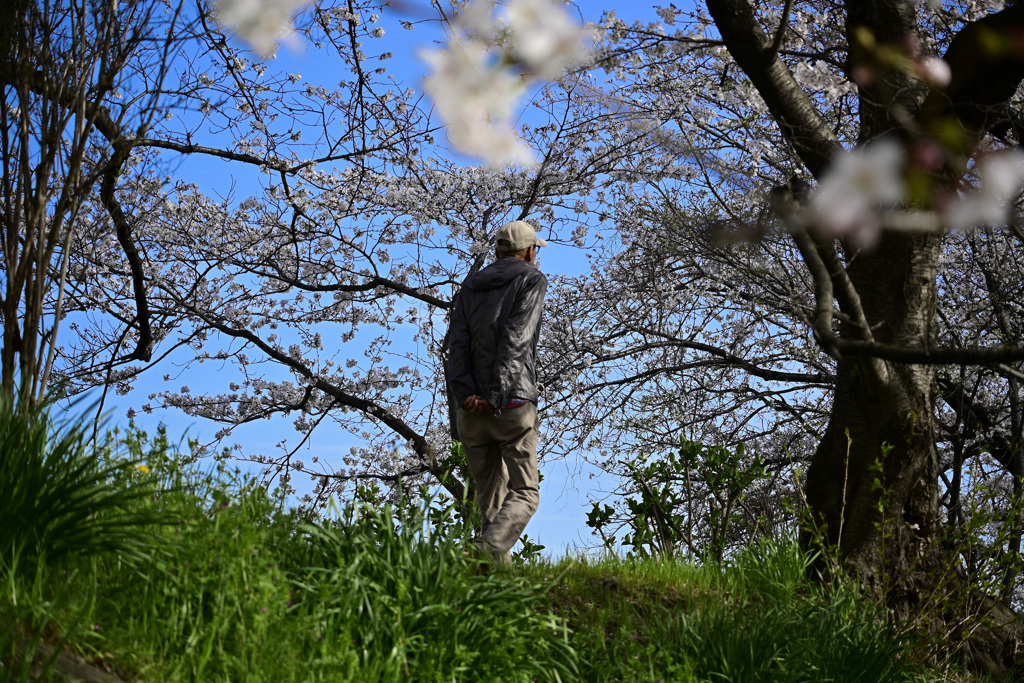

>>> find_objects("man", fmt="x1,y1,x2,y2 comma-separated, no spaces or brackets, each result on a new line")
447,220,548,562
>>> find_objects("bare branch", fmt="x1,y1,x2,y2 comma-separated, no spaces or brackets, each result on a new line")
838,340,1024,366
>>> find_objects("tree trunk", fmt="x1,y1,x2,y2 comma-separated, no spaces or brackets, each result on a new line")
803,231,942,608
704,0,1024,674
803,231,1024,678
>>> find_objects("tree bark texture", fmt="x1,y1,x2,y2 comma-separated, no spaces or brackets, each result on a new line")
803,230,943,609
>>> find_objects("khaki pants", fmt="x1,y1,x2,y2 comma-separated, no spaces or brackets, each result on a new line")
457,403,540,559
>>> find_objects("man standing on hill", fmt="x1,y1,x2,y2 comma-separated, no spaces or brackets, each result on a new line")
447,220,548,563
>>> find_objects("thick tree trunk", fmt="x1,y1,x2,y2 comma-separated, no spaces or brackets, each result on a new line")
802,231,1024,678
705,0,1024,675
803,231,942,613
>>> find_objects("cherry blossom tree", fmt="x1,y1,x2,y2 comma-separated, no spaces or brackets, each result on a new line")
540,200,832,555
0,0,196,408
23,0,673,511
41,0,465,498
579,0,1024,672
115,75,678,505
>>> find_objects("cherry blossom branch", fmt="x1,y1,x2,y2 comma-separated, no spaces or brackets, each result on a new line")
128,136,403,174
770,179,884,386
705,0,842,177
254,261,453,309
994,364,1024,383
96,143,154,363
316,464,434,485
586,335,833,385
767,0,794,62
577,361,828,395
192,310,467,501
73,68,158,367
938,375,1020,472
776,47,846,70
814,239,872,342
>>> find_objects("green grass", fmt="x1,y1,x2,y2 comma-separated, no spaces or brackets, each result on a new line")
0,414,974,682
0,399,162,570
527,541,924,683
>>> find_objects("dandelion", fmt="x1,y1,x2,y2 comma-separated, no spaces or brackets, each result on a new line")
135,464,149,474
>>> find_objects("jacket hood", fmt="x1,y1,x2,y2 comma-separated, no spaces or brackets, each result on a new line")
465,257,535,291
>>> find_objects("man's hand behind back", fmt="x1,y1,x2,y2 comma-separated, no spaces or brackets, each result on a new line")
463,395,495,414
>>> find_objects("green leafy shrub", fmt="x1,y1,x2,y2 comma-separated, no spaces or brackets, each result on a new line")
587,439,768,561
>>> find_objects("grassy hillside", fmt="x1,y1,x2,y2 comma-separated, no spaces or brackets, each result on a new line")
0,412,983,682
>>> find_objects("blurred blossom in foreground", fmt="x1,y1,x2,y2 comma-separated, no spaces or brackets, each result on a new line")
810,139,906,247
421,40,532,166
422,0,597,167
945,150,1024,230
505,0,596,79
214,0,311,57
917,56,951,88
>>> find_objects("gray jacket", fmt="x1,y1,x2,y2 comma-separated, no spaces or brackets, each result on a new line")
447,257,548,410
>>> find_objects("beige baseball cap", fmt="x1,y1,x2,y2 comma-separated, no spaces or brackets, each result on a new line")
495,220,548,251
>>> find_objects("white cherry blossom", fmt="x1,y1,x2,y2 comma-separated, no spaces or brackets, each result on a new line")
918,55,952,87
421,40,533,166
504,0,597,79
214,0,310,56
810,140,906,246
420,0,595,167
946,150,1024,229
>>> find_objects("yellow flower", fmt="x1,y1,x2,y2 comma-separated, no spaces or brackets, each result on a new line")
135,464,150,474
